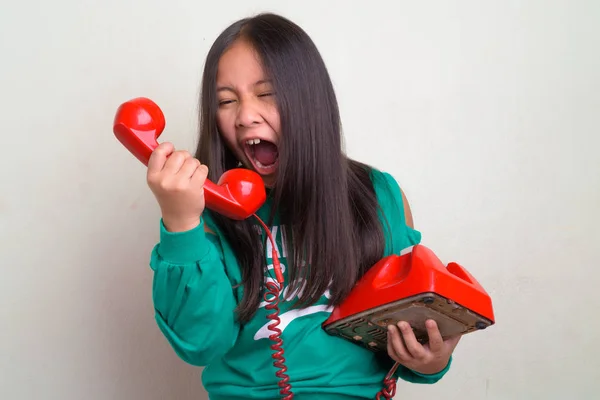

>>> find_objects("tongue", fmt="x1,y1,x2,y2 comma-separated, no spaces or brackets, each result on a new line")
254,141,278,165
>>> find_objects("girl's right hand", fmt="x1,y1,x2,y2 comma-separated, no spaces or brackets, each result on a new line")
146,142,209,232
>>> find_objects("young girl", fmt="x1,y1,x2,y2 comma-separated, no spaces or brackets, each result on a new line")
145,12,460,400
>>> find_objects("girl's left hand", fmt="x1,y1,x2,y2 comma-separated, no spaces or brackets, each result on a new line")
387,319,461,375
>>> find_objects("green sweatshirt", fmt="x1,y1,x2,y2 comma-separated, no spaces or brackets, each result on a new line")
149,169,451,399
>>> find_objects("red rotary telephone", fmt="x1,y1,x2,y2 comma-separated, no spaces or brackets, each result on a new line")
323,245,495,347
113,97,495,400
323,245,495,399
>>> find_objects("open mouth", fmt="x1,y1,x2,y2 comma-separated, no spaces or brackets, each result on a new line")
244,138,279,174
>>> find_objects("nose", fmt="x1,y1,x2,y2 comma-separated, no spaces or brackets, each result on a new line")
235,97,263,128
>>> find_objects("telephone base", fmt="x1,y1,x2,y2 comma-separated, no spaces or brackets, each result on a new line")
323,292,493,352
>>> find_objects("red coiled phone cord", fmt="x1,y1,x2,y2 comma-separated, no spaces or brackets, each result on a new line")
254,214,293,399
253,214,398,400
376,362,400,399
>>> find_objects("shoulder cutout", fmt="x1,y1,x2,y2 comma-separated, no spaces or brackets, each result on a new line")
400,189,415,229
371,169,422,253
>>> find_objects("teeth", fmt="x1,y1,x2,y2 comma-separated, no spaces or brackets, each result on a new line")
246,138,261,145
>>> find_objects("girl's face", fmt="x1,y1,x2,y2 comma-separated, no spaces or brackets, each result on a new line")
216,39,281,187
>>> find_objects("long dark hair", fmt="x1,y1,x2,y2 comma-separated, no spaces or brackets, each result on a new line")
196,13,385,323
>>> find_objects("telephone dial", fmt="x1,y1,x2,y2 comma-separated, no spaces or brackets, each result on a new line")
113,97,495,400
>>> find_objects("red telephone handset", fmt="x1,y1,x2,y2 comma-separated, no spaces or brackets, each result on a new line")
112,97,267,220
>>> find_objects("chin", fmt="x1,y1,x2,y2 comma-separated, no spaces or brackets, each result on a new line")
254,166,278,188
262,176,277,188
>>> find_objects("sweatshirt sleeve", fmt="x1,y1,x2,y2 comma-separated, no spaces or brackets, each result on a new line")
149,217,239,367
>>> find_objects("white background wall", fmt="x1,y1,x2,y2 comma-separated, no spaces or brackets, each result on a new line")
1,1,598,399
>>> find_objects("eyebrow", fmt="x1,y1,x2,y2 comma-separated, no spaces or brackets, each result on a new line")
216,79,272,93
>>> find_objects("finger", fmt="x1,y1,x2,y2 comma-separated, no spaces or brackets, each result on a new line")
387,324,412,362
387,326,401,362
191,163,209,188
163,150,191,174
398,321,427,360
445,334,462,350
179,157,201,178
425,319,444,353
147,142,174,174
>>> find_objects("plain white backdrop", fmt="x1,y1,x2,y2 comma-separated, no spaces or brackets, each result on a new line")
1,1,598,399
